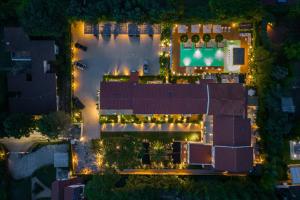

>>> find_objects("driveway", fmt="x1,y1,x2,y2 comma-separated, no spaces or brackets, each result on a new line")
0,131,48,152
71,22,160,139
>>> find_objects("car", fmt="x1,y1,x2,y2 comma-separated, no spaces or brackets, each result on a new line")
74,62,87,70
143,60,149,74
74,42,88,51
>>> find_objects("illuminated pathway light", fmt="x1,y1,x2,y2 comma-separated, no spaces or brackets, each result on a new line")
204,58,213,66
215,49,224,60
193,49,202,59
183,57,191,66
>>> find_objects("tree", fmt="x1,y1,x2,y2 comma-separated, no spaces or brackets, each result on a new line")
3,113,35,138
37,111,71,139
191,34,200,43
180,34,188,43
18,0,68,37
84,172,120,200
208,0,263,21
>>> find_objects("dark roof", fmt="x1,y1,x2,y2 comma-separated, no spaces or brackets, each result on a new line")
214,146,253,173
233,48,245,65
4,27,57,114
64,184,85,200
188,143,212,164
51,178,83,200
213,116,251,146
100,82,247,116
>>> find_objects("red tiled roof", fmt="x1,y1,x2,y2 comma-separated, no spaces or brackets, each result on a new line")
188,143,212,164
213,116,251,146
214,146,253,173
100,82,247,116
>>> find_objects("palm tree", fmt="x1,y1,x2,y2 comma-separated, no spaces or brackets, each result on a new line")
180,34,188,43
203,34,211,47
191,34,200,43
215,34,224,47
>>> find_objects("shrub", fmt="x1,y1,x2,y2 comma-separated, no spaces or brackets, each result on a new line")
191,34,200,43
180,34,188,43
215,33,224,43
203,34,211,43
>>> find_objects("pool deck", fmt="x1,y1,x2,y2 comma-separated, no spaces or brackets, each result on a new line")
172,25,248,74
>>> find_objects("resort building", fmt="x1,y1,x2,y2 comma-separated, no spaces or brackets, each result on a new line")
100,72,253,173
3,27,58,114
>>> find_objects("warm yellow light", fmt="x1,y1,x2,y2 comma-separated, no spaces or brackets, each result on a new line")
231,23,237,28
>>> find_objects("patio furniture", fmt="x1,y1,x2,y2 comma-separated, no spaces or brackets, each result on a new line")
213,25,222,33
203,24,212,33
191,24,200,33
103,23,112,36
178,25,187,33
146,24,154,36
84,22,93,34
113,24,121,35
184,40,192,48
128,23,140,36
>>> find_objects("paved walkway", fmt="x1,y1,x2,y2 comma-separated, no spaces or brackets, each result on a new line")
0,131,48,152
8,144,68,179
101,123,202,132
72,22,160,140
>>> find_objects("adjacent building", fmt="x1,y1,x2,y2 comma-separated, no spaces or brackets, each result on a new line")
3,27,58,114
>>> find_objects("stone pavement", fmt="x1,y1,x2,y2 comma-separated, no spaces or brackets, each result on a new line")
8,144,68,179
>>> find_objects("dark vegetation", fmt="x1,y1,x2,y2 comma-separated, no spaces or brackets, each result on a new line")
85,172,275,200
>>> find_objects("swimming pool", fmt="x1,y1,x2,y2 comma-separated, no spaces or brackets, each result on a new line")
180,43,224,67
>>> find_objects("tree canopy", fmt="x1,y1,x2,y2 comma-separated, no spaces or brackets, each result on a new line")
18,0,69,37
37,111,71,139
3,113,34,138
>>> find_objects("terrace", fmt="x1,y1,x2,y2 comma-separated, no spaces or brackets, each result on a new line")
172,23,250,75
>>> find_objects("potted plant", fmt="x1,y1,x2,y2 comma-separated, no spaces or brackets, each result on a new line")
180,34,188,43
203,34,211,47
191,34,200,43
215,33,224,47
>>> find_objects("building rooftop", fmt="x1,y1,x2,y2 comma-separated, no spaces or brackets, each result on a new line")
188,143,212,165
4,27,57,114
214,146,253,173
213,116,251,146
100,81,247,116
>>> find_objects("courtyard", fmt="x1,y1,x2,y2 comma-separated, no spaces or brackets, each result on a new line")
71,22,161,139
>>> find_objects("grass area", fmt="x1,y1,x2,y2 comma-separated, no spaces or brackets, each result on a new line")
101,131,201,143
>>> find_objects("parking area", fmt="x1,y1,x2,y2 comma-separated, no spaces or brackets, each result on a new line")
71,22,161,139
